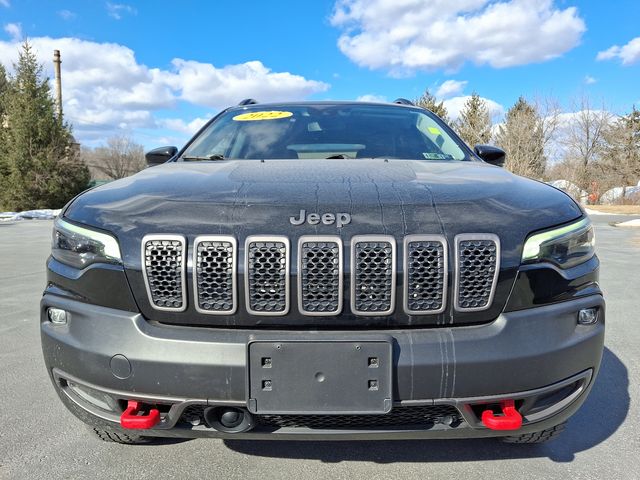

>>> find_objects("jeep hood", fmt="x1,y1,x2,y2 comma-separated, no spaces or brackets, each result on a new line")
63,159,583,327
65,159,582,260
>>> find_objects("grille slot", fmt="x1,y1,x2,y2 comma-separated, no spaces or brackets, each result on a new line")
245,236,290,315
142,235,186,311
193,236,237,314
404,235,447,314
351,236,396,316
298,236,343,315
454,234,500,311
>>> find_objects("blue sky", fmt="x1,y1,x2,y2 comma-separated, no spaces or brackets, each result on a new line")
1,0,639,148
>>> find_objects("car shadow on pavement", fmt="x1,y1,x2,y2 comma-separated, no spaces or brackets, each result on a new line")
224,347,628,463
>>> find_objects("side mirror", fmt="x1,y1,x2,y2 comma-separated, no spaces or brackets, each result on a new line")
145,146,178,167
474,145,505,167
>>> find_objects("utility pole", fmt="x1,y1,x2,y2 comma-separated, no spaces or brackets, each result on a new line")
53,49,62,119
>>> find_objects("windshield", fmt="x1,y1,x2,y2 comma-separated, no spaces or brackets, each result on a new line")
182,104,470,161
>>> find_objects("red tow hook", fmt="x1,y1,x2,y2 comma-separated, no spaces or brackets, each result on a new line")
120,400,161,429
481,399,522,431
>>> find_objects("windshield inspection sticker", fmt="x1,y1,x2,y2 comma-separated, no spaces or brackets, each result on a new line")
233,111,293,121
423,152,452,160
428,127,442,135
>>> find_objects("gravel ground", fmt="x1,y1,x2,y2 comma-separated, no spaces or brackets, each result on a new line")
0,216,638,480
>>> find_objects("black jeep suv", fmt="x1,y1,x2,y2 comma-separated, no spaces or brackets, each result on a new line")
41,100,604,444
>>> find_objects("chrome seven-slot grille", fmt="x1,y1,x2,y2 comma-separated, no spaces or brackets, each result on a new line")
141,234,500,315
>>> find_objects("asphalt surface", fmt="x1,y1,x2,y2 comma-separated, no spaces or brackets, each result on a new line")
1,216,639,480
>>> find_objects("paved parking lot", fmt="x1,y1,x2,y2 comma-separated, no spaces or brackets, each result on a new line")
1,217,638,480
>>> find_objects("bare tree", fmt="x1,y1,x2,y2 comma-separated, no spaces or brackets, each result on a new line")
534,95,562,170
560,95,612,191
83,135,145,180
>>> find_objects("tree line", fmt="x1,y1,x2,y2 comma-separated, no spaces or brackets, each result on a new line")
1,40,638,211
416,89,640,203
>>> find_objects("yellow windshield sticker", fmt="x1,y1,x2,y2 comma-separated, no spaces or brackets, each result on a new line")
233,111,293,121
428,127,442,135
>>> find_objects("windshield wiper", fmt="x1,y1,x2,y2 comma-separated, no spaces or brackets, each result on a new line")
182,154,226,161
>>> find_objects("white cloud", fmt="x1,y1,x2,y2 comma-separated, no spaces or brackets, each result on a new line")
597,37,640,65
3,22,21,41
0,0,9,8
443,95,504,122
356,94,387,102
584,75,597,85
158,117,209,135
58,10,77,21
331,0,585,73
165,59,328,108
106,2,136,20
0,37,329,144
435,80,467,98
554,110,613,128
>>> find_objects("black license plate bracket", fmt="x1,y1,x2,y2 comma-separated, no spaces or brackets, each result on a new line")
247,341,392,415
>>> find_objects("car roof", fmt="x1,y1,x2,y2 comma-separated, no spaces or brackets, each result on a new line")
226,100,422,111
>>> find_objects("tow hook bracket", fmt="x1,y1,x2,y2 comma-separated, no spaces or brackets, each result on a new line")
481,399,522,431
120,400,160,429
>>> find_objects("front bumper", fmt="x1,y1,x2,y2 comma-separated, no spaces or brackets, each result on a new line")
41,294,605,439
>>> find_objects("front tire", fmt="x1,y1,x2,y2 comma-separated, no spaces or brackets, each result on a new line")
501,422,566,443
89,426,152,444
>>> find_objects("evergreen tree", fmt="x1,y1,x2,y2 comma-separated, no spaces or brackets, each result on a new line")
0,63,11,185
414,89,449,123
0,41,89,211
599,107,640,191
454,93,492,147
0,63,8,118
495,96,546,178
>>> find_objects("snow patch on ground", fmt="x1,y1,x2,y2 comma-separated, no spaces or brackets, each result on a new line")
585,208,608,216
600,183,640,204
616,219,640,228
548,180,588,204
0,209,61,222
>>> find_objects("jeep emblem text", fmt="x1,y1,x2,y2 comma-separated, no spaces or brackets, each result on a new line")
289,209,351,227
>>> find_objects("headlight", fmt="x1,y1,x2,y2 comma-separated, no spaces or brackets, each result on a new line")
522,217,595,269
52,218,122,268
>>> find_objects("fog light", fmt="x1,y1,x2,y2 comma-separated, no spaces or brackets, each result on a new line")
47,307,68,325
578,308,598,325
